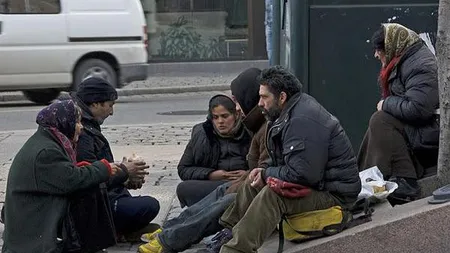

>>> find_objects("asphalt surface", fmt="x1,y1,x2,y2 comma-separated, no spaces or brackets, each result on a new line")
0,92,224,131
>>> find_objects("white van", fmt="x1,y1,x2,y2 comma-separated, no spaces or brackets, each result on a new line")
0,0,148,104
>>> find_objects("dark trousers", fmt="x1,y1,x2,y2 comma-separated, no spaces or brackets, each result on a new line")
358,111,419,179
219,180,338,253
113,196,160,234
158,182,235,252
176,180,227,207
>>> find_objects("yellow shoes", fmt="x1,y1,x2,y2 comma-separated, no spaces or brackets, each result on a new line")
140,228,162,243
138,237,163,253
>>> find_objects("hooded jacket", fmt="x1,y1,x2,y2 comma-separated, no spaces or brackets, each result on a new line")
231,67,269,169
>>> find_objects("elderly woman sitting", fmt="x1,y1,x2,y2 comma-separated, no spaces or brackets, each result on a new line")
2,100,120,253
358,23,439,204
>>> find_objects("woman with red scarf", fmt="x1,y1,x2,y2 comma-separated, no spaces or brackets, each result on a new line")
358,23,439,205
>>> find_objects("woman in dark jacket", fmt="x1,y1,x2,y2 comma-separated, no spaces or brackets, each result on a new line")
358,23,439,203
176,95,252,207
2,100,119,253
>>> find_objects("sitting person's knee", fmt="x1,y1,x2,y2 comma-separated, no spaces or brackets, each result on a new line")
369,111,390,127
176,181,189,199
258,186,278,199
176,181,191,207
141,196,160,220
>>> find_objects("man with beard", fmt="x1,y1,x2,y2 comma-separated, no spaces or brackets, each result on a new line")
210,66,361,253
74,77,160,242
138,68,269,253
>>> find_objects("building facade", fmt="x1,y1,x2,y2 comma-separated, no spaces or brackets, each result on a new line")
141,0,266,62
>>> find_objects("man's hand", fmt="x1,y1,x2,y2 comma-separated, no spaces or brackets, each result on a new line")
225,170,247,180
249,168,265,189
377,100,384,111
208,170,228,180
125,179,144,190
121,157,149,182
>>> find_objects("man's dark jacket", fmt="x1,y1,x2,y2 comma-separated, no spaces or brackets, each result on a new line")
263,93,361,204
75,97,130,202
382,41,439,151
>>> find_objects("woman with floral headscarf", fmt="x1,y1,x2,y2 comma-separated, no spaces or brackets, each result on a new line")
358,23,439,204
2,100,121,253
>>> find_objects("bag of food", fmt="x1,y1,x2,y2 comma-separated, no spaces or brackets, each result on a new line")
358,166,398,201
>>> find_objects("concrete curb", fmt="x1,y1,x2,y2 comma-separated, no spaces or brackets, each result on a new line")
0,84,230,103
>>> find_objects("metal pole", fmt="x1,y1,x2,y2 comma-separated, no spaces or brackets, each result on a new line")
272,0,281,65
289,0,309,92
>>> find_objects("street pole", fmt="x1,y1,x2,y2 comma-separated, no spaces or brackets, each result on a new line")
272,0,281,65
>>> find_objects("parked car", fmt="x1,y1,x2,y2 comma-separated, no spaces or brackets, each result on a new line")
0,0,148,104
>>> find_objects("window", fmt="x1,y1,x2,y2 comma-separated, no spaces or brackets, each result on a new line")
0,0,60,14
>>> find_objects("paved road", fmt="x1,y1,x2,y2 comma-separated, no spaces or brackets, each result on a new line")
0,91,225,131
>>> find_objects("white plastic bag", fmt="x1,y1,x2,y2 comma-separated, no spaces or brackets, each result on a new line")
358,166,398,201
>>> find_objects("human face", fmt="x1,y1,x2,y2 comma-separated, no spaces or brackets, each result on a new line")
231,95,244,116
90,101,115,125
258,85,284,121
374,49,387,67
211,105,236,135
73,116,83,143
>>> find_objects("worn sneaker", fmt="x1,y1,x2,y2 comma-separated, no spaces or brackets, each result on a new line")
123,223,161,243
141,228,163,243
387,177,421,206
138,237,163,253
206,228,232,253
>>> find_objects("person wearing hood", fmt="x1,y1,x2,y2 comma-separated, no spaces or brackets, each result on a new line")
73,77,161,242
358,23,439,204
176,94,252,207
138,68,268,253
2,100,121,253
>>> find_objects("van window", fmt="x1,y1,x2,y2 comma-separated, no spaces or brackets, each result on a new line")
0,0,60,14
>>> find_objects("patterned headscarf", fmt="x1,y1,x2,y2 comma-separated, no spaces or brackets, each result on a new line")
379,23,421,98
382,23,421,66
36,100,81,162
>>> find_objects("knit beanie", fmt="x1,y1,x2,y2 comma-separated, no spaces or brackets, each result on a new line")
76,77,118,104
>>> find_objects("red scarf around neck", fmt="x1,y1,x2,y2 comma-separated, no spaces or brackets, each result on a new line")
379,56,401,99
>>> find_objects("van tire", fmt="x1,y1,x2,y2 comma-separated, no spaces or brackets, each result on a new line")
23,89,61,105
73,59,117,91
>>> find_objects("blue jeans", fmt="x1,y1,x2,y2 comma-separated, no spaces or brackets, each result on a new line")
158,182,236,252
113,196,160,234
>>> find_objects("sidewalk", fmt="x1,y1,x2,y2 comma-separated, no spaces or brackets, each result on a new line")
0,122,195,253
1,122,450,253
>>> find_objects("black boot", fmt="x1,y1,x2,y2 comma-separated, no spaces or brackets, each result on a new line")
387,177,420,206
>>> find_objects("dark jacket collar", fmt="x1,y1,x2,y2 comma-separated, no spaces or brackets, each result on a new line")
72,94,102,135
389,41,424,82
274,93,302,125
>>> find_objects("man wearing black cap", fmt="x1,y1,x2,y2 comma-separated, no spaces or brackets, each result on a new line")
74,77,160,242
